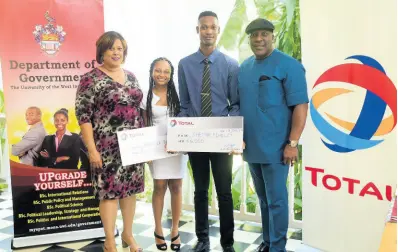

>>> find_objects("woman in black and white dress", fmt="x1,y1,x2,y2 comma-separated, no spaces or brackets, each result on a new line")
141,57,185,251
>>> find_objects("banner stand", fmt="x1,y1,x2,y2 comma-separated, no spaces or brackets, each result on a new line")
0,0,107,248
300,0,396,251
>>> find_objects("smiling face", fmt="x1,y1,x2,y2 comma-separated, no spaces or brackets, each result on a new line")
102,39,124,68
249,29,274,59
54,113,68,132
25,108,41,125
152,60,171,87
197,16,220,47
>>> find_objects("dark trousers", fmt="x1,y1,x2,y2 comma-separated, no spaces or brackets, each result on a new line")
188,152,234,247
249,163,289,252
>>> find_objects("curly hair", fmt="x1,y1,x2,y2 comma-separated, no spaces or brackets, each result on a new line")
146,57,180,126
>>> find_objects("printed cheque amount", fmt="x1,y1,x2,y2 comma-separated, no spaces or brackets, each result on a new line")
168,128,243,152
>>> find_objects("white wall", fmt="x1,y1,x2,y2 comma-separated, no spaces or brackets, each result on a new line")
103,0,235,94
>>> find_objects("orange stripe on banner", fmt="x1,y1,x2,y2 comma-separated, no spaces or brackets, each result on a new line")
324,113,394,135
323,104,395,136
312,88,352,109
325,113,354,131
374,115,395,136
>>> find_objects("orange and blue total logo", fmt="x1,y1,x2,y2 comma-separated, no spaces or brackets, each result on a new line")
310,55,397,153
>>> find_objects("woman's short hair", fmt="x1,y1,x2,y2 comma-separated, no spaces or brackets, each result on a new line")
95,31,128,64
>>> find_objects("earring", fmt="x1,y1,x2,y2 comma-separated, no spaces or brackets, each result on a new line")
100,55,104,63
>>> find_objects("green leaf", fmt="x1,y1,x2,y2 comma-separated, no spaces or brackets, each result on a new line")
238,36,253,63
0,183,8,190
254,0,269,6
232,164,243,193
294,198,302,207
218,0,248,51
255,1,283,21
187,160,214,205
246,195,258,204
187,160,194,181
208,169,213,205
284,0,296,26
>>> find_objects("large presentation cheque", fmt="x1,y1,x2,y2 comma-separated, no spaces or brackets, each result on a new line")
117,126,179,166
166,117,243,153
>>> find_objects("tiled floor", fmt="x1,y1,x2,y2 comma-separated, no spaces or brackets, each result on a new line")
0,189,303,251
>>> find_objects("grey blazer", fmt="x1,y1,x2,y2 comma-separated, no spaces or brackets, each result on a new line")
11,122,47,165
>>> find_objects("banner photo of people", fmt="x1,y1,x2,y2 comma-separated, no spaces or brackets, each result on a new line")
0,0,105,248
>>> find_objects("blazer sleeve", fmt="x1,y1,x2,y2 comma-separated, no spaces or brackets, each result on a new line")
11,129,43,156
64,134,81,169
37,136,56,167
56,134,81,169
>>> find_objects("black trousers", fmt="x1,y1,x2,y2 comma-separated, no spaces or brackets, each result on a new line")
188,152,234,247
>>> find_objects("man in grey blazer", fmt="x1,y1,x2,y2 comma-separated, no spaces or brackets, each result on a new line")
12,107,47,166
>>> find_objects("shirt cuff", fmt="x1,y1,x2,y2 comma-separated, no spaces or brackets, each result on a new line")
228,111,240,116
286,91,309,107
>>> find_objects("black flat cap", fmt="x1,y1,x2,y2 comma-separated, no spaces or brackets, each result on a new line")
245,18,275,34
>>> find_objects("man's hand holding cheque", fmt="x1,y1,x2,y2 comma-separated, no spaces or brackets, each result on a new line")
229,141,245,155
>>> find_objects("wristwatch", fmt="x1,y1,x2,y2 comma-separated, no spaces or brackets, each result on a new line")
287,140,298,148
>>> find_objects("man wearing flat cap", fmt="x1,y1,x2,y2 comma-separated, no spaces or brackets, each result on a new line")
238,18,308,252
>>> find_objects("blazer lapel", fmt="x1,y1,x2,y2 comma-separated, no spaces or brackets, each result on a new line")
58,135,71,152
50,135,57,154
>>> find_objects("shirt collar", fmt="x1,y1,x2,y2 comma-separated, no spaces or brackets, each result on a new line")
195,48,220,64
53,130,72,136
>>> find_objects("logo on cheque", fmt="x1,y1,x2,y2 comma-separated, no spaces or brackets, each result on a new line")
33,11,66,55
120,133,127,141
310,55,397,153
170,120,177,127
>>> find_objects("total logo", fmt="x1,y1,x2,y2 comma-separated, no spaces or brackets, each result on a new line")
310,55,397,153
170,120,177,127
169,120,194,127
120,133,127,141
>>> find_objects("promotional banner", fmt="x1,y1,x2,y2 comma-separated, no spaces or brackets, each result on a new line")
0,0,105,248
300,0,397,251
